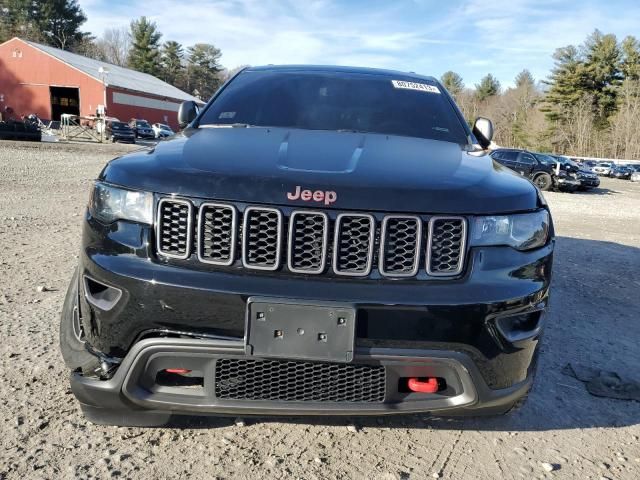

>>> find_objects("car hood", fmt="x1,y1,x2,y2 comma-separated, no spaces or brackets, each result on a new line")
100,127,539,214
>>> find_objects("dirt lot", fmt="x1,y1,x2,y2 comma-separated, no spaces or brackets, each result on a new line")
0,141,638,480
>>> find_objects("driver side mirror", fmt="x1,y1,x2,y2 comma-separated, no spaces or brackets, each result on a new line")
472,117,494,149
178,101,200,129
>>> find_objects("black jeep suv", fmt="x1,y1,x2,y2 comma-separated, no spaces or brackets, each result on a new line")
490,148,579,192
61,66,554,426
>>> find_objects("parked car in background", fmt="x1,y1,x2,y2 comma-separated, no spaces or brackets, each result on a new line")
581,160,598,172
631,168,640,182
548,154,600,190
152,123,175,138
609,164,633,179
531,153,581,192
490,148,578,192
106,121,135,144
128,119,155,139
592,162,614,176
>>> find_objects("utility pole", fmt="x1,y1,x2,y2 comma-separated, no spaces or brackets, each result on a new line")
98,67,110,142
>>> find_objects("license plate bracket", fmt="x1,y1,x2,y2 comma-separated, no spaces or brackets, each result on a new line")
245,298,356,363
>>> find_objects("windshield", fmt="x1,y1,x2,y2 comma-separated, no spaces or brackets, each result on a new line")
557,156,580,167
137,121,150,128
534,153,558,165
111,122,127,129
199,70,469,144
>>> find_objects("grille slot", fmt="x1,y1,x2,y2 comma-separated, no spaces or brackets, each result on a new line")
333,214,375,276
198,203,237,266
287,211,328,274
379,216,422,277
427,217,466,276
215,358,386,402
242,207,283,270
156,199,192,259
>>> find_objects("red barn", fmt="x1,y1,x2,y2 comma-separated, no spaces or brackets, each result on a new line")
0,37,203,129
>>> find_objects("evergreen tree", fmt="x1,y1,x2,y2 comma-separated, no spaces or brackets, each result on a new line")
582,30,622,126
0,0,87,47
185,43,223,99
620,35,640,81
542,45,588,121
128,16,162,76
440,71,464,97
514,69,535,89
161,40,184,86
38,0,87,49
475,74,501,101
544,30,622,128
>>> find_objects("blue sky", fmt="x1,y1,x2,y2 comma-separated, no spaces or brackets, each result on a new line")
79,0,640,88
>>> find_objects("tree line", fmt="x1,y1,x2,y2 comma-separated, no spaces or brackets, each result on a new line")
81,18,233,100
2,3,639,159
0,1,232,100
442,30,640,160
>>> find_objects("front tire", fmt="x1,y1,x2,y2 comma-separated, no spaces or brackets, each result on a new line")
533,172,552,191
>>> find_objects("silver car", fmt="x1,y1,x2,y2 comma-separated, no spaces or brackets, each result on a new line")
592,162,614,176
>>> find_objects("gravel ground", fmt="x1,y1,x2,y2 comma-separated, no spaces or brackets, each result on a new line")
0,140,639,480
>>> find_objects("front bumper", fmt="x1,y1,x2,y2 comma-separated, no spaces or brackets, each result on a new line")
556,177,581,191
578,176,600,188
70,213,553,420
113,134,135,143
71,337,535,424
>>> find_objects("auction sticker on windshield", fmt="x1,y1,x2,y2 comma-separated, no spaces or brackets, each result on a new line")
391,80,441,94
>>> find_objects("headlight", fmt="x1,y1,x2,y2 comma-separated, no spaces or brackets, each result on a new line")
470,210,550,251
89,182,153,224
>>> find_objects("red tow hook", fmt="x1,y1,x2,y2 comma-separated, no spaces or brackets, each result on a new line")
407,377,439,393
164,368,191,375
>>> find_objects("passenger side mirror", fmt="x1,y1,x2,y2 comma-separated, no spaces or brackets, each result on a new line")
472,117,494,149
178,101,200,129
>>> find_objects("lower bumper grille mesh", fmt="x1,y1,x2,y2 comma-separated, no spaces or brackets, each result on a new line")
215,358,386,402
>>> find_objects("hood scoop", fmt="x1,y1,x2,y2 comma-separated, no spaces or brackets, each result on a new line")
277,131,365,174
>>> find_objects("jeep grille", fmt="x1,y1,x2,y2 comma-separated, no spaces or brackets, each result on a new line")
288,211,328,274
427,217,467,276
198,203,236,265
242,207,282,270
333,214,375,276
155,199,468,278
156,199,192,259
379,216,422,277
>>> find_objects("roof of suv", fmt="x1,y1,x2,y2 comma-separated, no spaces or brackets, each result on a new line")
245,65,438,83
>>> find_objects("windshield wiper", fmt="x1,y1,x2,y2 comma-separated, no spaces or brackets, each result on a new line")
336,128,370,134
200,123,254,129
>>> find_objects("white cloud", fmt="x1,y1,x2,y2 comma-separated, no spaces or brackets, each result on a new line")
78,0,640,85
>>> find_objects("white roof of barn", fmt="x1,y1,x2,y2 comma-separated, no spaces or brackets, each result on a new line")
22,39,203,104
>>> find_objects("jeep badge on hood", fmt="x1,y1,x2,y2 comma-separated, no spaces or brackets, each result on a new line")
287,186,337,205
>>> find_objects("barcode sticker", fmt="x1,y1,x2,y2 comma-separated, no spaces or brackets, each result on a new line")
391,80,440,94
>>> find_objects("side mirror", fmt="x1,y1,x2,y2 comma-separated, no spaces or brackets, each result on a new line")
472,117,494,149
178,101,199,129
